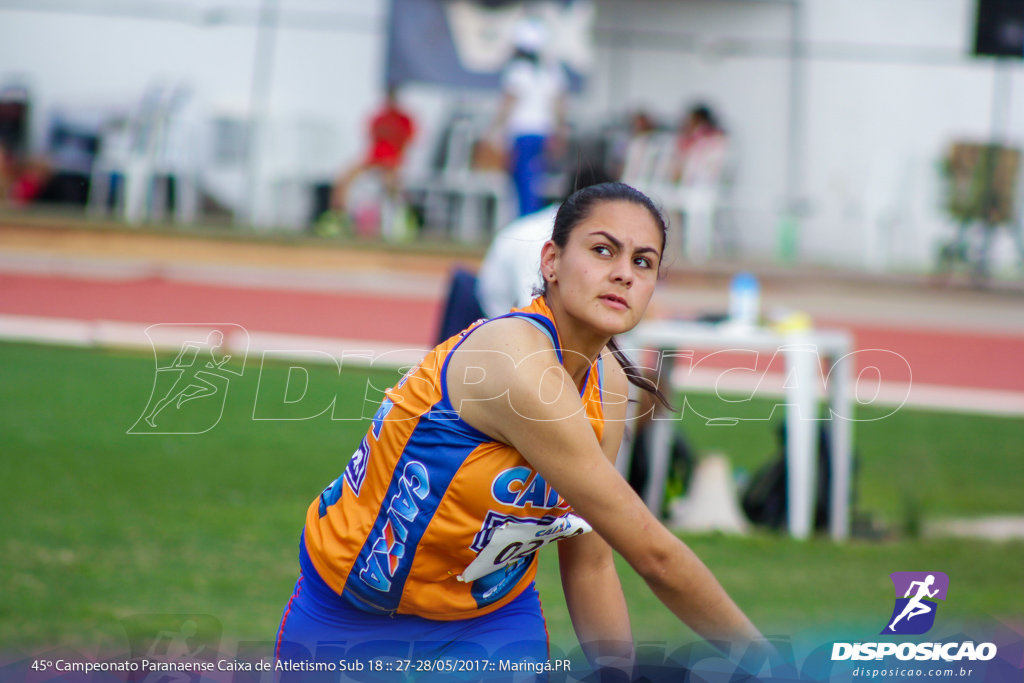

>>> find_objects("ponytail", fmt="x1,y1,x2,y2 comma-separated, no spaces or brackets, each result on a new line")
606,336,677,412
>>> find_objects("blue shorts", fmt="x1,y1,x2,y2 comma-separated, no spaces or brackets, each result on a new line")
275,568,550,681
511,134,547,217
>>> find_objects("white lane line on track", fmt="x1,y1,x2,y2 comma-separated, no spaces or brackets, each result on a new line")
670,367,1024,417
2,313,1022,417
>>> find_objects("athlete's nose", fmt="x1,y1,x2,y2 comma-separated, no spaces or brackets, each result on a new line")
611,253,633,286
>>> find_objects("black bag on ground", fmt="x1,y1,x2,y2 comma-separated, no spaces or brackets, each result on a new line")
741,421,833,531
627,425,694,516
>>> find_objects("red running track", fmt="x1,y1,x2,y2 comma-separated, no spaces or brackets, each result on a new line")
0,273,442,346
1,272,1022,393
677,323,1024,394
832,324,1024,393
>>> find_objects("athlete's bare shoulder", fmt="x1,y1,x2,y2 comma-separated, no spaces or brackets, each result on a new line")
446,316,572,444
453,315,559,361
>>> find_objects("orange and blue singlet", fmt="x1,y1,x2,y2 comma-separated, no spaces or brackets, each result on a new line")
300,296,606,620
276,298,609,670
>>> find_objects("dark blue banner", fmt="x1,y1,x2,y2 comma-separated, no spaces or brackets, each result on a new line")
385,0,590,91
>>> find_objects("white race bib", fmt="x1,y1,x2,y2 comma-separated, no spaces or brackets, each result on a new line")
457,514,592,583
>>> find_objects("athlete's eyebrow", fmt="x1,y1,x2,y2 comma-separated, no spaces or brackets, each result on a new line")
588,230,659,257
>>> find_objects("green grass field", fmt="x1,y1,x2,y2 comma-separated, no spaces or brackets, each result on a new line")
2,342,1022,653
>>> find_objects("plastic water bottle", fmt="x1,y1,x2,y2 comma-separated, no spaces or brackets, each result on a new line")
728,272,761,329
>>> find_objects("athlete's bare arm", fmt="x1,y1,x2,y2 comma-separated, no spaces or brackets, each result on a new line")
447,318,762,648
557,349,633,673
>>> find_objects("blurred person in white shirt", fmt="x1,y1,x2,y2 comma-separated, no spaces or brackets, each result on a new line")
476,204,557,318
489,18,567,217
477,166,605,318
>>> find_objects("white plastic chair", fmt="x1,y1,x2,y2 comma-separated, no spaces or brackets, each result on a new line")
248,118,340,230
404,113,512,243
621,131,733,263
87,85,200,225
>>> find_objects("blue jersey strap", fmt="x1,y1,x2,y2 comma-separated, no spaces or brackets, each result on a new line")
497,312,562,363
437,310,563,416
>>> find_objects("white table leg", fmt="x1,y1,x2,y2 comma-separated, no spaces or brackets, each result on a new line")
783,342,821,540
615,382,640,479
644,350,680,517
828,344,854,540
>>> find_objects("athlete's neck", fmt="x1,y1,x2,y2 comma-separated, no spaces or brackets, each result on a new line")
541,295,610,389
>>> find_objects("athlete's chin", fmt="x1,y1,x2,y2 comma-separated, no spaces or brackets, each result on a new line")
588,308,641,337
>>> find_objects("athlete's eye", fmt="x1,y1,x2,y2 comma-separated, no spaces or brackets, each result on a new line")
634,256,653,269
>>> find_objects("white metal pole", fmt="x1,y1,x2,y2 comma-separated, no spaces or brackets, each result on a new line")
783,341,820,539
828,342,854,540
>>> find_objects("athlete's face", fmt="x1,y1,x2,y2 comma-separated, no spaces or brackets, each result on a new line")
542,200,662,337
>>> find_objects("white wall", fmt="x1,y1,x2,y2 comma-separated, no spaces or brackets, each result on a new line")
584,0,793,259
586,0,1024,271
2,0,1022,270
0,0,386,170
800,0,1017,271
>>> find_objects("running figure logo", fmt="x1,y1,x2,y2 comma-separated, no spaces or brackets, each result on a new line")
129,324,249,435
120,613,221,683
881,571,949,635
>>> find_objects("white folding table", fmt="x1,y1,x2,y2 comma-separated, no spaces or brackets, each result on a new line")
620,321,855,540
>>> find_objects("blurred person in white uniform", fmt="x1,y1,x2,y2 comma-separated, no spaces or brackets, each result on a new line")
476,203,557,318
490,18,567,217
476,164,606,318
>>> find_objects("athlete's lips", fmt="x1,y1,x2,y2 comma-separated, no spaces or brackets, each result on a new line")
600,293,629,309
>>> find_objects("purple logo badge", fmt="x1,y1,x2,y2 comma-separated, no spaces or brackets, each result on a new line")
881,572,949,635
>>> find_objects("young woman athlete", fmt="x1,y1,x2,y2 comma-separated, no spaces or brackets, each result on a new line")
276,182,762,679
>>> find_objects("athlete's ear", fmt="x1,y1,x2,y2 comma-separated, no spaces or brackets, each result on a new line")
539,239,559,284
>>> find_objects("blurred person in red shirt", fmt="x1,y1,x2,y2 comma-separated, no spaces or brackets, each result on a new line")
0,142,51,207
364,90,415,170
323,87,415,234
672,104,727,187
